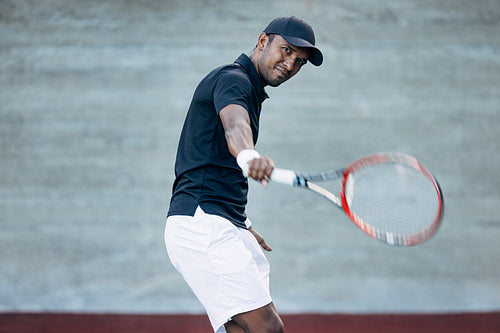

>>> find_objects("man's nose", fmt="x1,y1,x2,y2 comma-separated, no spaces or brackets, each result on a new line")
282,57,293,71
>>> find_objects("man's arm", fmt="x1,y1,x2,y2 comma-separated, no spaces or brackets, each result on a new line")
219,104,273,251
219,104,275,186
219,104,255,156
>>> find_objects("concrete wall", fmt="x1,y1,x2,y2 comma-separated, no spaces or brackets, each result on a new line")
1,0,499,313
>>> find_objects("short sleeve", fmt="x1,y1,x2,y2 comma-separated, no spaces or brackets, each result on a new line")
213,68,253,114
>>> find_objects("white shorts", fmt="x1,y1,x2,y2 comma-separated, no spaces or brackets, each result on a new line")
165,206,272,333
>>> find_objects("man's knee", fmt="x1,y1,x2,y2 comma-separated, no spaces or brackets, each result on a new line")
255,306,284,333
266,315,284,333
231,303,284,333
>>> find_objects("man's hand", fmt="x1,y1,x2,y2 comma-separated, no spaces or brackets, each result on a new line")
248,156,275,187
248,226,272,251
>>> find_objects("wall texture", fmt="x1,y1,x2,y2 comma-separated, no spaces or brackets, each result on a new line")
1,0,499,313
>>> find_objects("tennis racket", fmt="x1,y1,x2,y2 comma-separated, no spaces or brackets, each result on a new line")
270,152,444,246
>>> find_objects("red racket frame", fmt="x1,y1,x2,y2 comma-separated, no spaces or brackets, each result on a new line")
339,153,444,246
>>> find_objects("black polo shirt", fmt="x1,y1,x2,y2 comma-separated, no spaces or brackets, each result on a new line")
167,54,268,228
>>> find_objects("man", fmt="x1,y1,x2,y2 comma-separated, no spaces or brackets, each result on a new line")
165,16,323,333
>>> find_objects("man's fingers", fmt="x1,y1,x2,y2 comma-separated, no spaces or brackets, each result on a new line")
259,238,272,251
249,227,273,251
248,156,274,186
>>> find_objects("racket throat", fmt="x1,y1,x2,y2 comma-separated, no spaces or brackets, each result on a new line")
294,174,308,188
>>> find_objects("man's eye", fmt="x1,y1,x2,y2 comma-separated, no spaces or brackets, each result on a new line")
282,47,291,54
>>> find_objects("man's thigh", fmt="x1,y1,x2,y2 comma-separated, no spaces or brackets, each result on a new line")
165,207,273,332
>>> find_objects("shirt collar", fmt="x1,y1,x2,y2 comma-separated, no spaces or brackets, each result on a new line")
234,53,269,102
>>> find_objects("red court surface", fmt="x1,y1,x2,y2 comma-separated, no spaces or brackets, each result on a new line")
1,312,499,333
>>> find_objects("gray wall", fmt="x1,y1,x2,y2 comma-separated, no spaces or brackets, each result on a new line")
1,0,499,313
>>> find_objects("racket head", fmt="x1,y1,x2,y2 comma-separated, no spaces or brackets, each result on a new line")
340,152,444,246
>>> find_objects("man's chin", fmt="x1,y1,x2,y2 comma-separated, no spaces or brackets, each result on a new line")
265,76,289,87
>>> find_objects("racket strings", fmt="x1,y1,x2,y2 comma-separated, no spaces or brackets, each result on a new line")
345,163,440,236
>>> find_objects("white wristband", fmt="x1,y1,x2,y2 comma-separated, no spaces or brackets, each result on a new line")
237,149,261,177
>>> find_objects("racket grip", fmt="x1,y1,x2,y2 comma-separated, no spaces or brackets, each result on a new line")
270,168,298,187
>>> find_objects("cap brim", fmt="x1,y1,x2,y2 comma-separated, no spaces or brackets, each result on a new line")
281,34,323,66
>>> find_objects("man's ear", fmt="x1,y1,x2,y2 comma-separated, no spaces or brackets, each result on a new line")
256,33,269,50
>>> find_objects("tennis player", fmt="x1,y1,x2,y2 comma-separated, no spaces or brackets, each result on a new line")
165,16,323,333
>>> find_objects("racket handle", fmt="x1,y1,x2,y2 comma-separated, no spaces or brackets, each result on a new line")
270,168,299,187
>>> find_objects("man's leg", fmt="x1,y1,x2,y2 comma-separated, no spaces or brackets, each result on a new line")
166,209,277,332
224,320,245,333
224,302,284,333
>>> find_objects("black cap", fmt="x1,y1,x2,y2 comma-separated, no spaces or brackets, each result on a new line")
263,16,323,66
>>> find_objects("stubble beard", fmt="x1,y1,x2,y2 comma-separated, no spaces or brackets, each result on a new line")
258,50,290,87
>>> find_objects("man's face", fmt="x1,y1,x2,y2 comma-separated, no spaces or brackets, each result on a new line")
257,34,310,87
